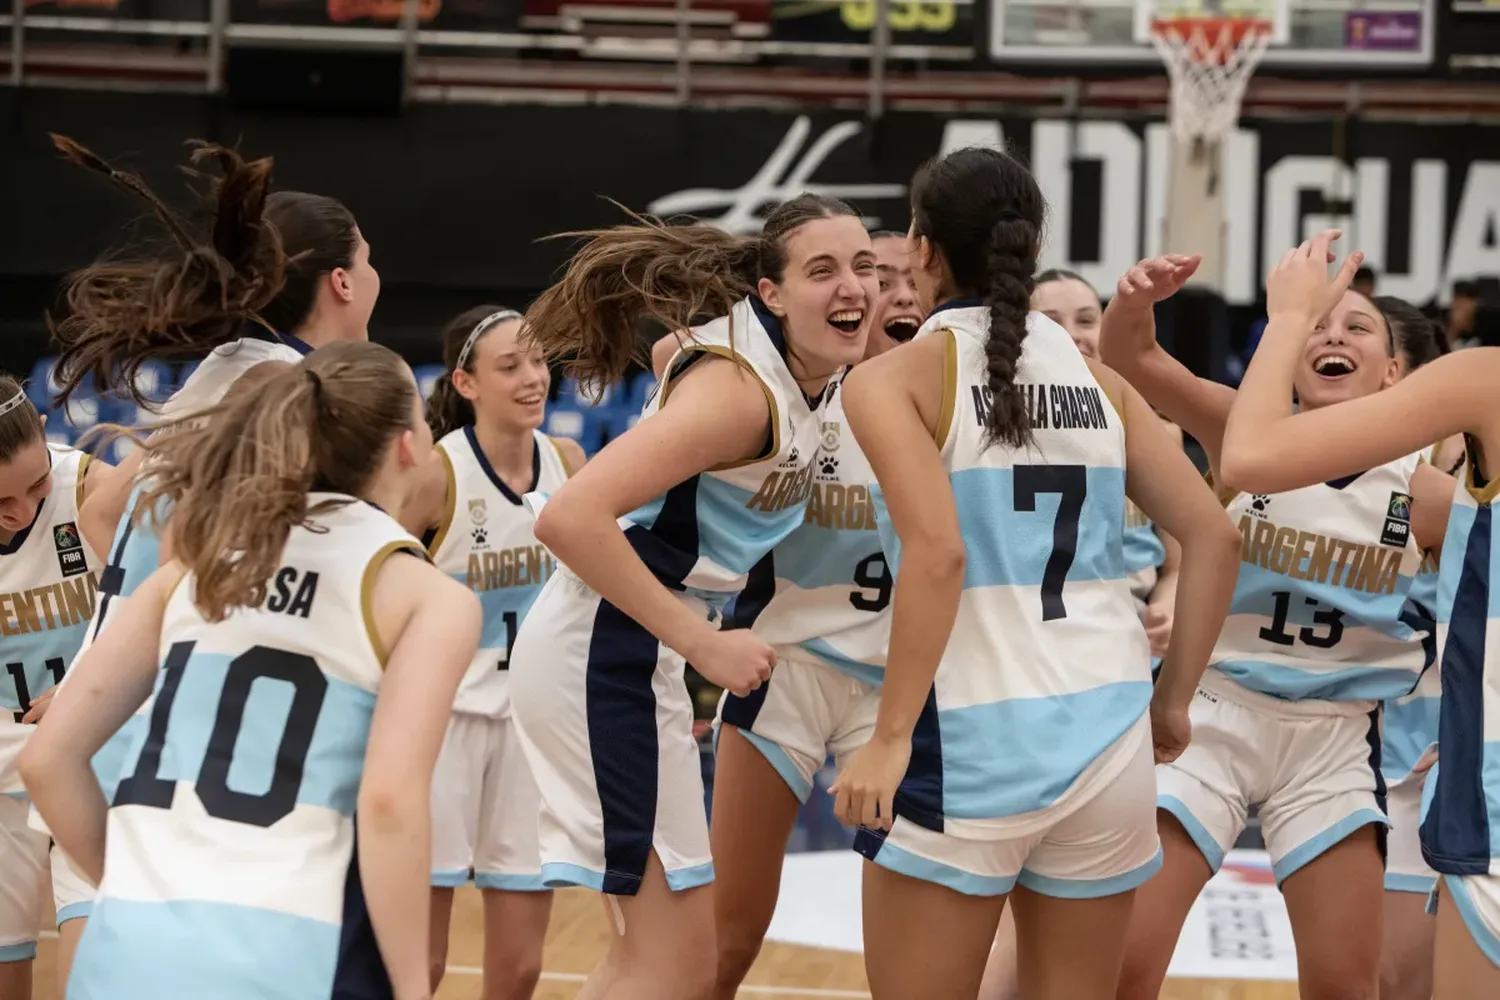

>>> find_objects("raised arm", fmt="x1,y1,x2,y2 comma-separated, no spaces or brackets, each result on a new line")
1098,254,1238,473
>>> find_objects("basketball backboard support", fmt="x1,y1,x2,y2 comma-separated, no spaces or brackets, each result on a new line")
989,0,1433,67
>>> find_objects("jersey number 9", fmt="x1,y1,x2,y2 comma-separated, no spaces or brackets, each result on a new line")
850,553,893,613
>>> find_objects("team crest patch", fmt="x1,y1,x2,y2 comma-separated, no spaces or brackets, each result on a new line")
53,521,86,577
1381,491,1414,548
469,498,488,525
820,421,841,453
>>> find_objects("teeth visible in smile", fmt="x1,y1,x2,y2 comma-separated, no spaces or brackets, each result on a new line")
830,310,863,324
1314,353,1356,375
516,395,543,405
885,317,920,338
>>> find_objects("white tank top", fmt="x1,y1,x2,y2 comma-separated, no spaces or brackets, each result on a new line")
428,428,571,718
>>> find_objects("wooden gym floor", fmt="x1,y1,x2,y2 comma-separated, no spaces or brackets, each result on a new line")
30,885,1297,1000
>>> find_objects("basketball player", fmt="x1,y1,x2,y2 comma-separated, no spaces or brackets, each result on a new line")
1101,252,1454,1000
399,306,584,1000
1221,228,1500,998
0,377,109,1000
830,147,1240,1000
21,342,479,1000
36,135,380,987
508,195,875,1000
642,228,913,1000
977,266,1188,1000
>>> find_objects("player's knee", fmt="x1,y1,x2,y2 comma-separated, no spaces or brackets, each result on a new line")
714,922,765,985
486,955,544,1000
1299,960,1378,1000
1112,942,1169,1000
429,956,447,993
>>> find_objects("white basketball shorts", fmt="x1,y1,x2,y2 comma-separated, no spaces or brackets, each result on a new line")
0,796,46,961
1157,672,1389,885
508,569,714,897
716,648,879,802
431,712,547,892
855,715,1161,898
1385,770,1437,894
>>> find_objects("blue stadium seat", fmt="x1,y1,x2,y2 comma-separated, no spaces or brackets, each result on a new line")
413,364,446,401
544,405,604,455
27,357,61,408
626,371,656,413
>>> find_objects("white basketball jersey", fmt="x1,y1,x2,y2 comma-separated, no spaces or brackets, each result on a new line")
429,428,570,718
1212,452,1430,705
745,370,888,683
883,304,1149,836
72,498,425,1000
531,295,822,605
0,446,102,794
155,330,311,423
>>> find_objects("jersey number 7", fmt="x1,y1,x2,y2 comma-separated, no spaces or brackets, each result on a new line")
1013,465,1087,622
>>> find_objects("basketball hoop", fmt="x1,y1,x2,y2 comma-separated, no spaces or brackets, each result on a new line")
1150,16,1272,144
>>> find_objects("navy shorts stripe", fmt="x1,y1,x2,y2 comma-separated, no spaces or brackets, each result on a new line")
585,598,662,896
331,820,392,1000
1365,706,1389,865
894,687,945,833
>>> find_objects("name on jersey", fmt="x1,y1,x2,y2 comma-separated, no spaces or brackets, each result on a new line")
803,482,879,532
745,463,814,514
1237,516,1401,595
0,572,99,637
971,382,1112,432
262,566,319,618
467,544,554,593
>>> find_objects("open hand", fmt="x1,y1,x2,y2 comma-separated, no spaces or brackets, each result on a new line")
1114,254,1203,310
1266,229,1364,325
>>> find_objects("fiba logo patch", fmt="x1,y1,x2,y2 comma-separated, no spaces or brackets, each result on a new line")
53,521,86,577
1381,491,1414,548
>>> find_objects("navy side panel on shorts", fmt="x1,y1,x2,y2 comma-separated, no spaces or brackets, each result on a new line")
331,821,392,1000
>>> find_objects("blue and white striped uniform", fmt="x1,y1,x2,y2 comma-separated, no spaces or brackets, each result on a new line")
43,330,314,925
0,446,101,962
855,302,1161,899
427,427,569,891
1159,451,1434,884
719,370,889,802
67,498,425,1000
1420,455,1500,967
509,295,822,896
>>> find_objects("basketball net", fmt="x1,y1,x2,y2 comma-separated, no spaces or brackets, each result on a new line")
1150,17,1272,146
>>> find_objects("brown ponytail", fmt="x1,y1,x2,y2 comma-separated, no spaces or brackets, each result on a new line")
522,194,860,401
47,136,358,409
911,147,1046,448
118,342,416,622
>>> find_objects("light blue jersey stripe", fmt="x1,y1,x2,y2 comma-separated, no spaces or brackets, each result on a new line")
1122,521,1165,577
1383,692,1441,780
1233,563,1420,639
452,577,544,652
773,523,880,592
69,896,343,1000
114,652,373,816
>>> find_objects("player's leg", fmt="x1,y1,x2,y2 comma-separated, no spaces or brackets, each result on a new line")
1014,719,1161,1000
429,714,482,993
1117,691,1255,999
0,796,46,999
51,844,97,993
1262,709,1389,1000
1379,775,1436,1000
856,818,1013,1000
977,906,1020,1000
1432,875,1500,999
711,653,843,999
474,715,553,1000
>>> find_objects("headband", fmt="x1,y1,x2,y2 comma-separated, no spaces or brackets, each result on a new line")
0,389,27,419
456,309,522,372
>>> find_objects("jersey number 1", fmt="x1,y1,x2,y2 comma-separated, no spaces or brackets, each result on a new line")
1013,465,1087,621
7,659,66,723
115,642,327,828
497,611,519,670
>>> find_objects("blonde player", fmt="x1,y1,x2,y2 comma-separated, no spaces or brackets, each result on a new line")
830,147,1240,1000
22,342,479,1000
1221,228,1500,998
34,134,380,987
400,306,584,1000
509,195,875,999
0,376,108,999
647,230,913,1000
1102,257,1454,1000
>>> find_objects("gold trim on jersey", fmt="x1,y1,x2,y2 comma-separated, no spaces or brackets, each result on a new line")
1465,443,1500,505
74,451,91,511
933,328,958,448
660,345,781,472
362,540,430,667
547,435,575,477
425,447,458,555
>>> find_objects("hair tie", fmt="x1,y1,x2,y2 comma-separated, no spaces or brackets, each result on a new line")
455,309,522,372
0,389,27,419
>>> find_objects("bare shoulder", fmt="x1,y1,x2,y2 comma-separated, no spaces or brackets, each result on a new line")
369,549,479,649
846,330,947,398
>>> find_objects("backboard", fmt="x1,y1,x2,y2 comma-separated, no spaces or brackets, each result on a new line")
989,0,1433,67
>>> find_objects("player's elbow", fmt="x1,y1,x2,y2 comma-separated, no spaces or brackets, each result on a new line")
1217,446,1282,495
17,736,58,796
906,529,966,584
357,777,423,833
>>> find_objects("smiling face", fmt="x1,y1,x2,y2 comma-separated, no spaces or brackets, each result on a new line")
1031,275,1102,358
455,317,552,433
757,215,879,379
1294,290,1399,410
867,235,924,359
